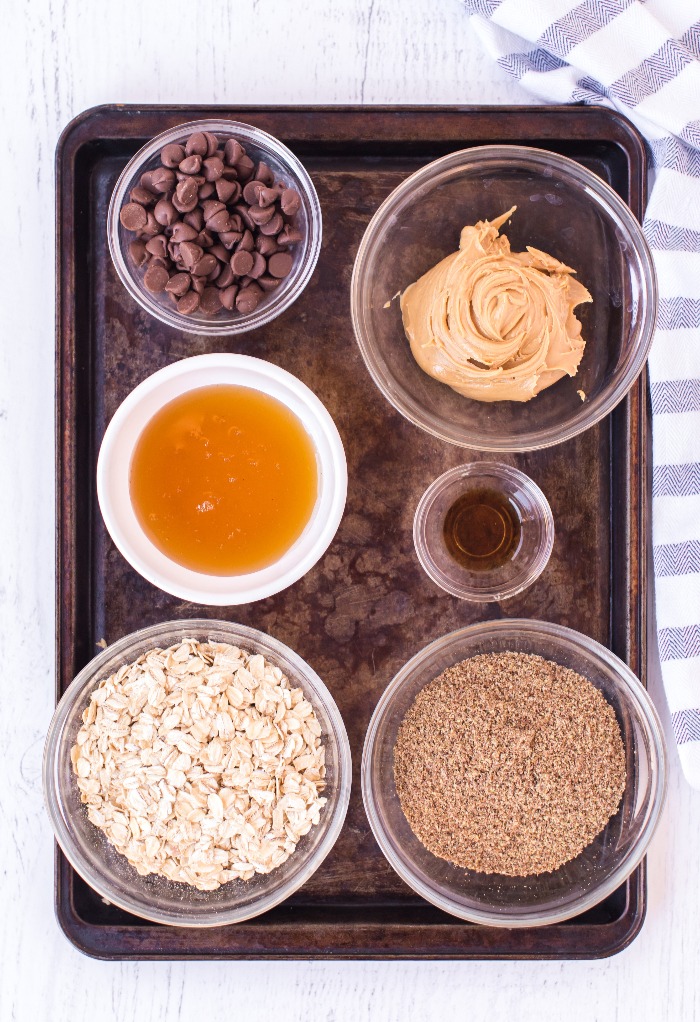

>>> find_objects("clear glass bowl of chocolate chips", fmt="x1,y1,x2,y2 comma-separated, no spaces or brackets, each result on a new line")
108,120,322,335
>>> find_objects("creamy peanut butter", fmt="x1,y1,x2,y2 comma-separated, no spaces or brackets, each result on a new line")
400,207,592,402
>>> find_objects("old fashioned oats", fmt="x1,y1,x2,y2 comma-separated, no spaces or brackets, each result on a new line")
71,639,327,890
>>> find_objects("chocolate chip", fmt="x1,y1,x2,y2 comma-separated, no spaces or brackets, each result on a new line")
243,180,264,205
248,203,275,226
143,263,169,293
183,208,204,231
258,186,279,208
154,198,178,226
215,264,235,289
185,132,208,157
268,251,293,278
255,161,275,186
139,170,157,191
201,199,225,221
233,203,255,231
177,290,200,314
198,183,216,200
120,202,148,231
258,274,281,292
215,178,240,203
129,239,148,267
192,254,218,276
191,275,206,295
202,157,224,182
179,241,204,270
130,186,156,206
206,262,222,283
220,284,239,309
165,272,191,296
219,230,243,250
236,283,263,314
259,212,284,236
203,132,219,157
196,229,215,248
224,138,244,165
231,250,254,276
142,211,162,236
208,243,229,263
173,178,199,213
145,235,168,260
236,229,255,253
277,225,303,246
149,168,176,193
236,154,255,181
161,143,185,168
179,154,202,175
171,222,199,243
255,234,278,256
248,252,267,279
280,188,301,216
200,287,222,314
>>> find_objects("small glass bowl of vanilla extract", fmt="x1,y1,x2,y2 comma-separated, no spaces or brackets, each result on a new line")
413,463,554,602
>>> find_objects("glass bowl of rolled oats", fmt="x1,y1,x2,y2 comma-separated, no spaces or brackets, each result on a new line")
43,619,351,926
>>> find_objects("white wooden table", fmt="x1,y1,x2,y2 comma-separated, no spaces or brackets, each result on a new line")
1,1,698,1018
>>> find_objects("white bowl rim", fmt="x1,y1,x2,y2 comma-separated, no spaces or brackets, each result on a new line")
97,354,347,604
361,617,667,927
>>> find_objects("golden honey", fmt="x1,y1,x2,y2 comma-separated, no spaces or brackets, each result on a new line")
130,384,318,574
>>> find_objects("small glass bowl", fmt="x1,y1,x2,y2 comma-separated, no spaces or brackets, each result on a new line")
351,146,657,451
362,619,667,928
414,462,554,602
43,620,351,927
107,119,322,335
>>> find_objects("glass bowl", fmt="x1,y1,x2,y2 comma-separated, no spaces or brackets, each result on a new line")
43,620,351,927
414,462,554,602
350,146,657,452
362,619,666,927
108,119,322,335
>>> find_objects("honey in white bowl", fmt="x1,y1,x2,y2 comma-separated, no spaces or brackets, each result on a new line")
130,384,318,575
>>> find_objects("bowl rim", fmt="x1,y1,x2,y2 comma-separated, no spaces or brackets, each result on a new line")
107,117,322,336
350,144,658,452
361,617,667,927
43,618,352,927
413,461,555,601
96,353,348,605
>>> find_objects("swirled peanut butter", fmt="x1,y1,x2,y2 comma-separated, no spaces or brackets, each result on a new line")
400,207,592,402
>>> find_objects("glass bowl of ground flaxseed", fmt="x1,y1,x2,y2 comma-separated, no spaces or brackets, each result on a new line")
361,618,666,927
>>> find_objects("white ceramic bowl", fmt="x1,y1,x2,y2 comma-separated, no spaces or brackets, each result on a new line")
97,354,347,604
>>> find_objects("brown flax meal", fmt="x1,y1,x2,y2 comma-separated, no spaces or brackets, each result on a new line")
393,652,626,876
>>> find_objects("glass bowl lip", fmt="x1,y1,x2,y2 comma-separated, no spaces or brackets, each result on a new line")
43,618,352,927
107,117,322,337
350,144,658,452
361,617,667,928
413,461,555,602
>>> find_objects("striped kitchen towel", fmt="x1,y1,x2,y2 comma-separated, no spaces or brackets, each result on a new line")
462,0,700,785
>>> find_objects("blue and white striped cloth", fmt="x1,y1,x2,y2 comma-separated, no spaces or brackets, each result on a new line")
462,0,700,785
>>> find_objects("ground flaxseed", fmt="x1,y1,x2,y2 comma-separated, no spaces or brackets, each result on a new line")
393,652,626,876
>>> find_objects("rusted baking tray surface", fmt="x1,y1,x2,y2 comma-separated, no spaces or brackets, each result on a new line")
56,105,648,959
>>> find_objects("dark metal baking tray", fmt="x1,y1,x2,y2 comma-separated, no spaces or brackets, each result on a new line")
56,104,648,959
